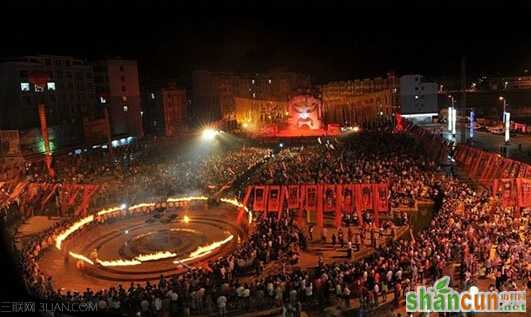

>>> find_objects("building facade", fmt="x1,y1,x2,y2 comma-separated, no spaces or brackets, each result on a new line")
320,73,398,125
93,59,143,138
143,83,188,136
192,70,311,124
399,74,439,120
0,55,96,150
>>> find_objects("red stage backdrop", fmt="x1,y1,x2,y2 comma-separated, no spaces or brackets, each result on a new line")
288,95,322,131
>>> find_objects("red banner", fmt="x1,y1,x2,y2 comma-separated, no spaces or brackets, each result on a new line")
253,185,268,211
357,183,373,211
335,185,343,228
316,184,324,227
499,160,514,178
509,161,522,178
323,184,337,212
493,179,516,209
267,185,281,212
478,153,495,184
470,151,486,179
489,155,505,180
341,184,355,213
305,185,318,212
297,185,306,226
372,183,389,212
516,178,531,208
287,185,300,209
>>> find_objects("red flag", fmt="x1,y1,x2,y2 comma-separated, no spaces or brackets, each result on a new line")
75,185,99,217
40,184,58,209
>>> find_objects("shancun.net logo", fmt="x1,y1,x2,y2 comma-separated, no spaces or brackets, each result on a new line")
406,276,526,313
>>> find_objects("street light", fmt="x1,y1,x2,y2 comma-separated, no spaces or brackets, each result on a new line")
448,95,456,136
499,96,507,123
499,96,510,143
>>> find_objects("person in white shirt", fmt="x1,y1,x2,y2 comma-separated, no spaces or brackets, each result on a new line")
217,295,227,317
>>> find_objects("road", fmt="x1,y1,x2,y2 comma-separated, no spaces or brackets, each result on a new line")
425,122,531,163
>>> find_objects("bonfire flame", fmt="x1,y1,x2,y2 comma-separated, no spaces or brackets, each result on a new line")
135,251,176,262
97,258,142,267
177,234,234,263
56,215,94,249
69,251,94,265
55,196,242,266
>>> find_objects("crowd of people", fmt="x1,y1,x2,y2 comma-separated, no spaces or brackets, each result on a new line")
6,131,531,316
2,141,271,216
251,133,439,208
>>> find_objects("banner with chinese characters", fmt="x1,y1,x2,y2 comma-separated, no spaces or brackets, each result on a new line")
492,178,516,209
253,185,268,211
267,185,281,212
287,185,300,209
516,178,531,208
372,183,389,212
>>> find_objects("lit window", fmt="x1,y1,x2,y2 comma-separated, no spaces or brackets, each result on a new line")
122,96,127,102
140,111,144,117
100,96,107,104
268,79,272,84
35,84,44,92
123,105,128,112
47,82,56,91
151,93,155,99
251,80,255,84
20,82,30,91
415,95,419,99
252,93,256,98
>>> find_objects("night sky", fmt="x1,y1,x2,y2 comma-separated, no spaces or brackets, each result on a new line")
1,14,531,84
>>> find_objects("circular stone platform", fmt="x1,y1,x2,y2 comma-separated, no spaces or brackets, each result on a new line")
38,204,247,291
